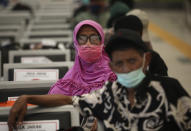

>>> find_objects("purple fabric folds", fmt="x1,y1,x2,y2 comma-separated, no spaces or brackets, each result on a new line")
48,20,116,96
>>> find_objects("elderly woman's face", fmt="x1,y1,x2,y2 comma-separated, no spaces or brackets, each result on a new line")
77,25,101,46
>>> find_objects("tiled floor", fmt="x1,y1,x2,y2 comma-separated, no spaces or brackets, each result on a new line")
143,9,191,95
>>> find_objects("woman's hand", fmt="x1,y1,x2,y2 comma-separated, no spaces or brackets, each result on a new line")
8,95,28,131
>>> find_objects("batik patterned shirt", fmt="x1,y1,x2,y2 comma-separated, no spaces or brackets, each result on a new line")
73,75,191,131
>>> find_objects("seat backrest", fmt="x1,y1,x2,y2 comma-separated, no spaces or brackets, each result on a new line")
0,105,80,130
3,61,73,81
0,80,56,102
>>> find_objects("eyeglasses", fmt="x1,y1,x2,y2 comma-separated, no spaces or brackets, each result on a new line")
77,34,101,45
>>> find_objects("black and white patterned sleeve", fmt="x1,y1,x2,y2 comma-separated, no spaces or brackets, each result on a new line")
165,78,191,130
72,85,108,130
72,85,107,118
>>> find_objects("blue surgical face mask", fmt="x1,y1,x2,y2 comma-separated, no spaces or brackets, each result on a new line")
116,55,146,88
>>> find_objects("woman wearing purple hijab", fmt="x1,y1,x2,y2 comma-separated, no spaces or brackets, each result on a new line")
8,20,116,131
49,19,116,96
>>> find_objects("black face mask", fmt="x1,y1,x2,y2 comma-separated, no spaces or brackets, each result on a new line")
89,5,102,15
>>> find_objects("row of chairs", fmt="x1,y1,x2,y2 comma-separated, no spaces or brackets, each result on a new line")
0,80,104,130
0,1,83,130
0,80,80,130
1,49,73,81
0,44,78,130
0,0,77,48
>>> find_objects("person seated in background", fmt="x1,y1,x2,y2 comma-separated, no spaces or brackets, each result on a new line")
127,9,152,50
73,0,90,18
11,0,33,25
12,2,33,14
7,20,116,131
71,0,110,29
114,14,168,76
104,1,130,46
109,0,134,10
73,29,191,130
0,0,8,7
106,1,130,28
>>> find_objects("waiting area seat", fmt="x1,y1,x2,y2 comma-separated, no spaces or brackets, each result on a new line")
0,80,56,102
0,105,80,130
3,61,73,81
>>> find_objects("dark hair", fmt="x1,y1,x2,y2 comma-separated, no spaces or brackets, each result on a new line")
109,0,134,9
114,15,143,35
107,1,130,28
105,38,144,60
105,29,147,60
107,12,127,28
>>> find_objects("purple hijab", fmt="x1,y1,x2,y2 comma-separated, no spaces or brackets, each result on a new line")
48,20,116,96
